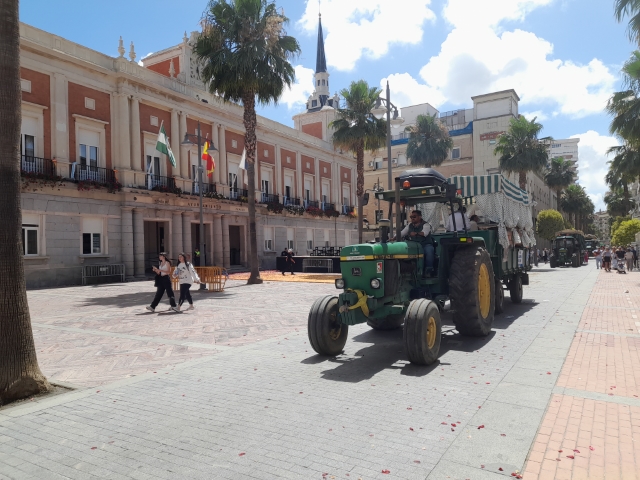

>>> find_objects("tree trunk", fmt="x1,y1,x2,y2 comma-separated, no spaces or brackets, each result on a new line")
518,171,527,191
356,142,364,244
556,188,562,211
241,92,262,285
0,0,51,404
623,182,630,215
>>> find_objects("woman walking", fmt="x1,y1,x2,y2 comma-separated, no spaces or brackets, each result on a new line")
146,252,178,312
603,247,612,272
173,253,200,311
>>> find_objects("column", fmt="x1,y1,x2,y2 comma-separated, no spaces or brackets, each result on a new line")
170,108,182,177
219,126,227,185
221,215,230,268
172,212,183,257
211,124,220,184
130,97,141,171
133,208,145,278
275,144,282,199
207,214,214,267
314,157,321,205
240,217,248,266
116,93,131,170
296,152,303,201
213,215,223,266
177,110,187,179
52,73,69,162
182,212,192,259
332,161,340,210
121,207,134,280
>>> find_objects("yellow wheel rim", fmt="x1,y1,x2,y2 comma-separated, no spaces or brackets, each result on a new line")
328,310,342,341
478,263,491,318
427,316,437,349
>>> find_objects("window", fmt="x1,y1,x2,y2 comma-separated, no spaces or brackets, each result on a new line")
146,155,160,175
307,229,313,250
264,227,274,251
21,134,35,158
286,156,291,164
322,79,325,86
232,139,238,148
323,167,327,174
451,147,460,160
82,217,103,255
150,116,159,127
84,97,95,110
22,223,38,256
375,210,383,223
287,228,294,250
80,144,99,173
263,149,269,158
317,80,320,86
21,79,31,92
261,179,269,194
311,100,317,107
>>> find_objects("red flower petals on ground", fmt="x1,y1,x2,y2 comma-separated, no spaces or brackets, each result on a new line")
409,427,414,431
566,455,574,459
90,447,97,450
238,452,246,456
500,434,506,436
573,449,580,453
498,467,503,471
477,425,485,429
381,470,390,474
589,446,595,451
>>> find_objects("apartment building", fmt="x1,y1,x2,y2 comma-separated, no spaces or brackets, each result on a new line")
18,18,356,287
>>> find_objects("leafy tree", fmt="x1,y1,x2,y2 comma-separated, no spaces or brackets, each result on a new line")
605,188,634,217
405,113,453,167
494,116,549,190
536,209,565,241
561,184,594,231
615,0,640,45
544,157,574,210
193,0,300,284
611,215,632,240
611,219,640,245
607,51,640,142
330,80,386,243
605,144,640,213
0,0,52,403
563,217,574,229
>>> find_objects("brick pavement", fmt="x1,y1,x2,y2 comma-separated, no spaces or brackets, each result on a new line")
0,265,600,479
522,270,640,480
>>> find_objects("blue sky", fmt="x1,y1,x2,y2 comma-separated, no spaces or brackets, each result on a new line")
20,0,635,210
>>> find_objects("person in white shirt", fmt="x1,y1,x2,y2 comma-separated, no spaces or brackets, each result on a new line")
399,210,435,277
172,253,201,311
446,207,470,232
468,215,479,231
147,253,178,312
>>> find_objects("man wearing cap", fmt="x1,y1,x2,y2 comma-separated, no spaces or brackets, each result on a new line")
400,210,435,278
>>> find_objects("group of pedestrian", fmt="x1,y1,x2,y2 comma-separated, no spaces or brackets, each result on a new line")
596,245,637,273
146,252,201,313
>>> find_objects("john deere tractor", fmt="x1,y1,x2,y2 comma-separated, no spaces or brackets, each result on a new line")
549,230,585,268
308,169,532,366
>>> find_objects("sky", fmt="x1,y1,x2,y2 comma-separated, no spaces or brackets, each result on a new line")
20,0,636,211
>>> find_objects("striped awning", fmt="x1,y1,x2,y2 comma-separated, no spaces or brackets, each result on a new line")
448,174,530,205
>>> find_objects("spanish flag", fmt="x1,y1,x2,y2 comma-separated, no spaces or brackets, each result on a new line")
202,141,215,177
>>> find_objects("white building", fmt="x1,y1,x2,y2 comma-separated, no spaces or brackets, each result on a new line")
549,138,580,182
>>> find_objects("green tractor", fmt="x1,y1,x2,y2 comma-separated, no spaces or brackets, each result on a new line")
549,230,585,268
308,169,533,366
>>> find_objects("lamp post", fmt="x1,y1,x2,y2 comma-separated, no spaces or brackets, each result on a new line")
182,121,217,290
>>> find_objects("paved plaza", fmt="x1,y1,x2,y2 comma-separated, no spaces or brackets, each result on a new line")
0,264,639,479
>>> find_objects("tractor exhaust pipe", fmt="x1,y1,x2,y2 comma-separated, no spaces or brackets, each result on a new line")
379,219,390,244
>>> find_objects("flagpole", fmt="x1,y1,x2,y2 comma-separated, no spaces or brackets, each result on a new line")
197,120,206,289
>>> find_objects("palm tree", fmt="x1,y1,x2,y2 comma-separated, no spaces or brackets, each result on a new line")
615,0,640,44
561,184,593,231
193,0,300,284
544,156,575,211
607,51,640,142
605,188,634,217
605,144,640,214
405,113,453,167
0,0,51,403
494,116,549,190
330,80,386,243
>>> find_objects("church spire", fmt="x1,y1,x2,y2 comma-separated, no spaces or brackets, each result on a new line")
316,13,327,74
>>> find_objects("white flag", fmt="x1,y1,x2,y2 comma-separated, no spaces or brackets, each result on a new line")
238,149,248,186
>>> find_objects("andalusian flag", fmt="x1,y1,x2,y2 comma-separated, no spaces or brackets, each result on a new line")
156,123,176,167
202,141,215,177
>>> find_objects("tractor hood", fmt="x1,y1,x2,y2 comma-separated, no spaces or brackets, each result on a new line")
340,242,422,261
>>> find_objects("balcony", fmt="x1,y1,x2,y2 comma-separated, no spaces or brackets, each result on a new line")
304,200,319,209
342,205,354,215
145,174,176,191
321,202,335,212
191,182,216,195
261,193,279,204
21,155,55,176
71,163,116,184
229,188,248,200
283,197,301,206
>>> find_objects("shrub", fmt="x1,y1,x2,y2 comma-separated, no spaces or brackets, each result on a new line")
611,219,640,246
536,209,565,241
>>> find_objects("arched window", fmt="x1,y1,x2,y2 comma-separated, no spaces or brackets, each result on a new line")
322,80,325,86
317,80,320,86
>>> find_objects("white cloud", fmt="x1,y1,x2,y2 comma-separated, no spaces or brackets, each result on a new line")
280,65,315,109
570,130,621,211
298,0,435,71
380,73,446,109
384,0,615,117
520,110,549,122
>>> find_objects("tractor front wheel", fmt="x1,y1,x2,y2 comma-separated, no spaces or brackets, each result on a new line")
403,299,441,365
449,247,495,336
308,295,348,356
367,314,404,330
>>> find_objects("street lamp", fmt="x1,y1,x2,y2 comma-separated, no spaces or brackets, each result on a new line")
371,81,404,229
181,120,217,290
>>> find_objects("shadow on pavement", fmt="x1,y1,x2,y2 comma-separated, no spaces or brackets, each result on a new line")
79,288,239,308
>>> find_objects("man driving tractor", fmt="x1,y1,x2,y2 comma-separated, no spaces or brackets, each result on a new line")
399,209,435,278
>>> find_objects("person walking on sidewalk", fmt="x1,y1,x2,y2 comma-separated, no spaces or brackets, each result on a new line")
284,248,296,275
173,253,200,311
542,248,548,264
147,253,178,312
625,248,634,272
603,247,612,272
593,247,602,269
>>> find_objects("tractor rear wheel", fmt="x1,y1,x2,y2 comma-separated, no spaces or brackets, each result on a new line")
449,247,495,336
495,280,505,314
308,295,348,356
509,274,523,304
367,314,404,330
403,299,441,365
550,257,557,268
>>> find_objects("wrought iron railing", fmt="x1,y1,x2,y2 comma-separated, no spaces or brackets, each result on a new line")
261,193,279,204
342,205,354,215
21,155,55,176
192,182,216,195
283,197,301,206
305,200,319,209
321,202,335,212
145,174,175,191
71,163,115,184
229,188,248,200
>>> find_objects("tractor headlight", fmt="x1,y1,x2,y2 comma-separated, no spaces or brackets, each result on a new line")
335,278,345,289
370,278,381,289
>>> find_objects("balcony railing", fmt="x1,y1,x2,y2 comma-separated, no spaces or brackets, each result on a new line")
229,188,248,200
283,197,301,206
261,193,279,204
192,182,216,195
321,202,335,212
21,155,55,176
71,163,115,184
145,174,175,191
342,205,354,215
305,200,319,209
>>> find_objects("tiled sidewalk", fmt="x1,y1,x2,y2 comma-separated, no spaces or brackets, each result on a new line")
523,270,640,480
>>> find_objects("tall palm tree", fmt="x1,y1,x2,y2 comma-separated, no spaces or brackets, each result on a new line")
615,0,640,44
544,156,575,211
193,0,300,284
405,113,453,167
607,51,640,142
494,116,549,190
605,187,634,217
606,145,640,215
561,184,593,230
0,0,51,403
330,80,386,243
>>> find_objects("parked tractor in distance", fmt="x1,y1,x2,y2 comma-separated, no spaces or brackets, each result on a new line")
584,235,599,257
549,230,586,268
308,169,535,366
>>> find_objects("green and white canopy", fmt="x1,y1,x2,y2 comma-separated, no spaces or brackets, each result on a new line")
448,174,530,206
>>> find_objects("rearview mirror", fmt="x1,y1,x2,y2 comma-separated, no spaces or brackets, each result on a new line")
362,193,370,206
